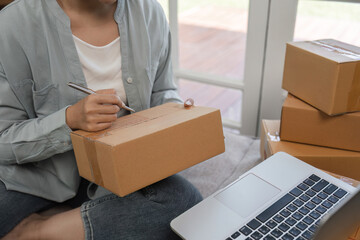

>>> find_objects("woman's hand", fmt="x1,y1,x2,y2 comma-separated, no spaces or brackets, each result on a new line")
66,89,123,131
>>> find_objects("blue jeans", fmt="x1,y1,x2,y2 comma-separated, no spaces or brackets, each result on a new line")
0,175,202,239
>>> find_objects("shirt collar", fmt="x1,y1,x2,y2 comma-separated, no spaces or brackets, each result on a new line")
45,0,125,26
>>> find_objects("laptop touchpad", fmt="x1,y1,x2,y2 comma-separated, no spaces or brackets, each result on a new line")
215,174,281,218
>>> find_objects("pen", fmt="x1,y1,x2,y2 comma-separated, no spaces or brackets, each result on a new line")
67,82,135,113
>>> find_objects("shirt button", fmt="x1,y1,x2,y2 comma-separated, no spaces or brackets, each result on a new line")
127,77,133,84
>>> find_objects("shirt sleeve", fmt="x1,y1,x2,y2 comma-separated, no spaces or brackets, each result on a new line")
0,65,73,165
150,13,183,107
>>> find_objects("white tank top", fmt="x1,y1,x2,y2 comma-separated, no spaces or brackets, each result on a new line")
73,35,127,104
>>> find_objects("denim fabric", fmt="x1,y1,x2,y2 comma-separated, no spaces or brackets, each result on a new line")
0,180,54,238
81,175,202,240
0,178,91,238
0,175,202,239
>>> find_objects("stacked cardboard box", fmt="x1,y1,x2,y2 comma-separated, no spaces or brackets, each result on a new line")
261,120,360,181
271,39,360,180
280,94,360,152
282,39,360,115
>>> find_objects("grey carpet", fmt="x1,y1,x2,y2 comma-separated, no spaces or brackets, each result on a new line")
179,131,262,198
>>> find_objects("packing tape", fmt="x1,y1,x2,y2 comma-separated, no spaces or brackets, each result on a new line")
312,40,360,60
267,132,280,142
83,139,103,185
347,61,360,112
184,98,194,109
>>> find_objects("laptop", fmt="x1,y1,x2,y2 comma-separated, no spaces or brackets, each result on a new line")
171,152,360,240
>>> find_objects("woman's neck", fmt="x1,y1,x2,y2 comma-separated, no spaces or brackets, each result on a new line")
57,0,117,19
57,0,119,47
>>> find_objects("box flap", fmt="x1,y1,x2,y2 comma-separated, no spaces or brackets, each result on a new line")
283,94,320,112
71,103,219,146
288,39,360,63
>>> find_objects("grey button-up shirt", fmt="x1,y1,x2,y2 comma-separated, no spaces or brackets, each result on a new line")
0,0,181,202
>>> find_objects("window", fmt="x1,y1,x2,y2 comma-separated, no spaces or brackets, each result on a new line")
294,1,360,46
158,0,250,132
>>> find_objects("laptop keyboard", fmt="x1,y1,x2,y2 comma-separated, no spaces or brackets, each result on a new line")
226,174,348,240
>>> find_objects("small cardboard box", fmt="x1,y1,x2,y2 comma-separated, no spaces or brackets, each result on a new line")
282,39,360,115
71,103,225,197
280,94,360,152
261,119,360,181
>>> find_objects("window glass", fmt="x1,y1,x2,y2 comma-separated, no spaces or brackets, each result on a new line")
294,1,360,46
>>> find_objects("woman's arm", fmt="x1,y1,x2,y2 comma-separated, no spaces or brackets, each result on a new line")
0,65,73,165
150,4,182,107
0,63,124,166
0,71,125,166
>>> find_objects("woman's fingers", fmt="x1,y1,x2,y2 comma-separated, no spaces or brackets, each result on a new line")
95,89,117,95
95,104,120,114
92,113,118,123
86,122,113,132
66,89,125,132
80,114,117,132
91,94,125,109
95,89,125,108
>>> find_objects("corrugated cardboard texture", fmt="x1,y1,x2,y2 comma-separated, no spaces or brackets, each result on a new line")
71,103,225,196
261,120,360,181
349,227,360,240
282,39,360,115
280,94,360,152
70,134,94,182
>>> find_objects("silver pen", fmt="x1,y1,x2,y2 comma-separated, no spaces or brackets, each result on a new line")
67,82,135,113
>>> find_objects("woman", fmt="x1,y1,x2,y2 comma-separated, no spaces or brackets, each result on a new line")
0,0,202,239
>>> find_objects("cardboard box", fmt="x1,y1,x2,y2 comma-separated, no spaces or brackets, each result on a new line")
262,120,360,240
282,39,360,115
261,119,360,181
280,94,360,152
349,227,360,240
71,103,225,197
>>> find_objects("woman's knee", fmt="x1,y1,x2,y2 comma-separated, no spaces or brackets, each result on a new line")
172,174,202,207
147,174,202,212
